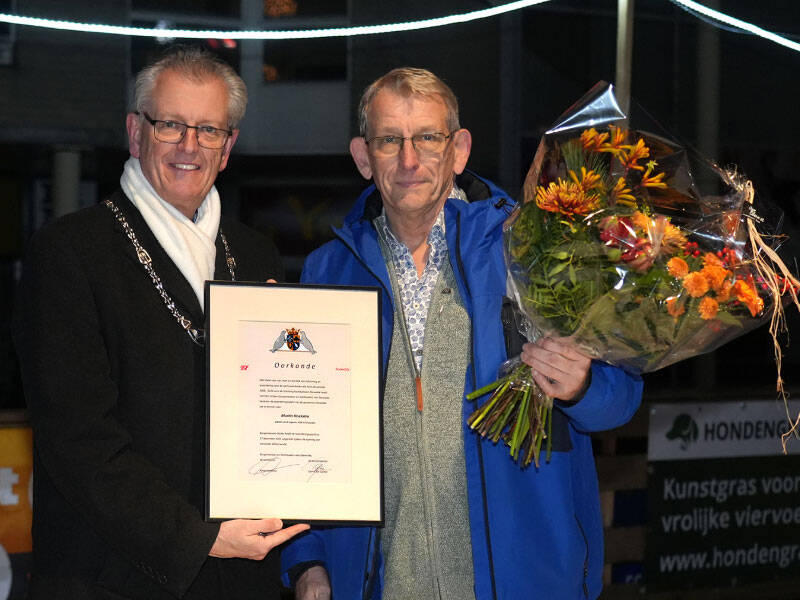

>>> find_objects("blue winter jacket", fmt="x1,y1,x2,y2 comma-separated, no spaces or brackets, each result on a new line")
281,171,643,600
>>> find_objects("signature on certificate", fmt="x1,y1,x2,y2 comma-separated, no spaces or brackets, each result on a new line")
304,461,331,482
247,457,299,476
246,457,332,482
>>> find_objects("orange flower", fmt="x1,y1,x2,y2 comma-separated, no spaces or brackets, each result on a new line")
683,271,710,298
580,128,608,152
631,211,651,232
535,179,600,218
731,279,764,317
640,160,668,188
600,126,628,155
667,256,689,279
701,264,730,292
717,279,733,302
698,296,719,320
620,138,650,171
666,296,685,318
661,224,688,255
610,177,635,205
569,167,603,192
703,252,723,268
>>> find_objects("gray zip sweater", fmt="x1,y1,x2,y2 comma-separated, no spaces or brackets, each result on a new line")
378,234,476,600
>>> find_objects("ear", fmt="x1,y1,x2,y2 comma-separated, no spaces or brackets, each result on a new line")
349,137,373,180
218,129,240,172
451,128,472,175
126,113,143,158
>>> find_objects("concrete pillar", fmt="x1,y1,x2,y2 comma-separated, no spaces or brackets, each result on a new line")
615,0,635,113
696,1,720,164
693,0,720,392
52,147,81,219
238,0,265,155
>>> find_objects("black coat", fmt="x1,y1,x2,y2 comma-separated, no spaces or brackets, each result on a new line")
13,190,285,599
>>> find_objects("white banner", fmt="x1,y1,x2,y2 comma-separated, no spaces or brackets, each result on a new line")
648,400,800,461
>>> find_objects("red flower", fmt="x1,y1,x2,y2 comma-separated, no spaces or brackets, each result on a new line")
599,216,636,249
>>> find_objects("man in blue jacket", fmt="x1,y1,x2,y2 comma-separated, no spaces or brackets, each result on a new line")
282,67,643,600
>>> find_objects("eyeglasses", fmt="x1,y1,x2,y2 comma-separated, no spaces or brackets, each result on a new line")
365,132,453,157
138,112,233,149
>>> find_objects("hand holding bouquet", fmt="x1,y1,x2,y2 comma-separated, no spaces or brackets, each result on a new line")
468,83,800,467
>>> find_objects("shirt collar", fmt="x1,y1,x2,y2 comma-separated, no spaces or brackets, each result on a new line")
374,183,466,244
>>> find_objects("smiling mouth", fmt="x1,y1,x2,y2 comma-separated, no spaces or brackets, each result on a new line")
172,163,200,171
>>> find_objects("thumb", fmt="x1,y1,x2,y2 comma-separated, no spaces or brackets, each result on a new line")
255,517,283,534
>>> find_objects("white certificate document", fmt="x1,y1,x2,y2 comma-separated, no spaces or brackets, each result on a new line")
205,282,382,525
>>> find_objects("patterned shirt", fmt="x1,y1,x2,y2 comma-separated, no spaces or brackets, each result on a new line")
375,185,468,371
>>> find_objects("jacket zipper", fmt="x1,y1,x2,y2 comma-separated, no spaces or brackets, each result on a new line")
362,528,379,600
454,213,498,600
575,515,590,598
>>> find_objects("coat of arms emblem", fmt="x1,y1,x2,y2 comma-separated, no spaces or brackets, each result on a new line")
285,328,301,351
270,327,316,353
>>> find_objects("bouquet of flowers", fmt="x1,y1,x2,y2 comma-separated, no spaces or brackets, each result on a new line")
468,83,800,467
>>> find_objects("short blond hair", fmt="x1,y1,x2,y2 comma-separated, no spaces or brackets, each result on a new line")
357,67,460,137
134,46,248,128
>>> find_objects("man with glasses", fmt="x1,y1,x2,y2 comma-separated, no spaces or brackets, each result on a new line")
13,47,307,599
281,68,642,600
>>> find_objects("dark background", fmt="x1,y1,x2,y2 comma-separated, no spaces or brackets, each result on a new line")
0,1,799,596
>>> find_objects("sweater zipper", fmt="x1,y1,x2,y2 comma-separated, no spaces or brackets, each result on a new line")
383,242,442,595
399,295,441,592
454,213,498,600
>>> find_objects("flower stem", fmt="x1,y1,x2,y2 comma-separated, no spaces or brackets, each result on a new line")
466,377,506,401
467,380,510,428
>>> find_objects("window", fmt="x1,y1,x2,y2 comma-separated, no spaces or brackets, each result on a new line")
263,0,347,19
131,0,239,18
262,38,346,82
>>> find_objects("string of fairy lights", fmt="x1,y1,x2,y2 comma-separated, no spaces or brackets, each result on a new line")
0,0,797,53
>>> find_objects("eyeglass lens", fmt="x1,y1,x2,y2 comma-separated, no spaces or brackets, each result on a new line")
152,121,228,149
371,133,450,156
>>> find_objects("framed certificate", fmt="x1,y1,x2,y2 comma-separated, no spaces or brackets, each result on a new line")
205,282,383,525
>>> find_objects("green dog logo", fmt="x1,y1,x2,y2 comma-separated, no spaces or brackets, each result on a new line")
666,414,699,450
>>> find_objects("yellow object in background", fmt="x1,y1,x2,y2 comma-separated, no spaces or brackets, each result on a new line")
0,426,33,554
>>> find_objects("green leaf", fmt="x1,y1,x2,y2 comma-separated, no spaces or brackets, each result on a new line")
716,311,744,328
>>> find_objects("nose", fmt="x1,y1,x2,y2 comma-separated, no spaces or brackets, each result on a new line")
398,137,420,170
178,127,200,153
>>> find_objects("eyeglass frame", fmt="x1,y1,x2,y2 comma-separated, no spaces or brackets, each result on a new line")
137,111,234,149
363,131,455,156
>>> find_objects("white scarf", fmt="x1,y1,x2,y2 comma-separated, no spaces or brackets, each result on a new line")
120,157,220,310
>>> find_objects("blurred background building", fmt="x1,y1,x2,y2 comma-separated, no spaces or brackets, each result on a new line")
0,1,799,598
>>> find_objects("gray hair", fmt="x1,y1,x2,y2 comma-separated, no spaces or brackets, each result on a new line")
133,46,248,128
357,67,460,137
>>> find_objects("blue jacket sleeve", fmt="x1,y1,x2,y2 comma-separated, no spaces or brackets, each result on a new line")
300,247,327,284
280,529,328,586
559,361,643,433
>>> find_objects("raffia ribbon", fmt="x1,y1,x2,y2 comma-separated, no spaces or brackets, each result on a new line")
742,181,800,452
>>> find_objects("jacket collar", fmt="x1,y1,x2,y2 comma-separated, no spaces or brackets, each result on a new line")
331,171,513,303
337,170,513,249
